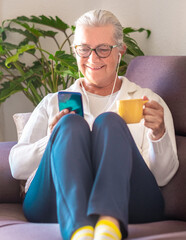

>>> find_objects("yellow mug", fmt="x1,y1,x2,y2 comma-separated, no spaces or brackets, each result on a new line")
116,99,148,124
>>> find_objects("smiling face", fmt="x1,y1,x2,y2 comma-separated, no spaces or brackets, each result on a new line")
74,25,121,90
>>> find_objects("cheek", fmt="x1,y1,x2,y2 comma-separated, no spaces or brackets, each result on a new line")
76,57,85,71
107,57,118,70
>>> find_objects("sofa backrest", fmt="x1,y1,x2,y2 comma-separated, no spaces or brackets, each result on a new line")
125,56,186,221
0,141,22,203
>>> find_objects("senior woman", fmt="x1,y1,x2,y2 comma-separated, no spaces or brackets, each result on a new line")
9,9,179,240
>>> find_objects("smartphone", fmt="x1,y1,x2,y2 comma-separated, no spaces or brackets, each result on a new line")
58,91,84,117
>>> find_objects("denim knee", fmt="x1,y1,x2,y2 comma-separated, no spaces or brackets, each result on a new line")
53,114,90,136
93,112,127,129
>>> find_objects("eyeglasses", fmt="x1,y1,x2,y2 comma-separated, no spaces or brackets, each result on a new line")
74,44,118,58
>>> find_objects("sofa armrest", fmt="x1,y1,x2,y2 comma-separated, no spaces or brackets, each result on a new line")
162,136,186,221
0,141,22,203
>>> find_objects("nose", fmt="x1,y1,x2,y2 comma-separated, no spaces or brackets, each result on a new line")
88,49,100,62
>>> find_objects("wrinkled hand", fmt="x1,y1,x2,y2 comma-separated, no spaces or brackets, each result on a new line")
143,96,165,140
49,109,75,134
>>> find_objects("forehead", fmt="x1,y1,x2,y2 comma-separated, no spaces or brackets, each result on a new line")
74,24,115,46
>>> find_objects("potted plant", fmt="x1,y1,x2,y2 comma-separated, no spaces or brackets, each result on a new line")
0,15,151,106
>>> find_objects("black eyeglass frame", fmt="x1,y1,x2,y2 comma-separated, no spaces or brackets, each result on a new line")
74,44,118,58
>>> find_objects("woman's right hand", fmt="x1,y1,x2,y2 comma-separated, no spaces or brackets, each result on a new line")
49,109,75,134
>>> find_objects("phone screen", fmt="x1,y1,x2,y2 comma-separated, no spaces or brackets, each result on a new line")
58,91,84,117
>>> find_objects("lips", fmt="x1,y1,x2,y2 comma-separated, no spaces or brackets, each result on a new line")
86,65,105,70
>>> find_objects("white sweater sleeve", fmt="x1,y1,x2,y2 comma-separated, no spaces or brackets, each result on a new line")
9,97,50,180
142,98,179,187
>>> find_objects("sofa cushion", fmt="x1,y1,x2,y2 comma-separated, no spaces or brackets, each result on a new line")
131,231,186,240
0,204,27,223
13,113,32,141
0,142,21,203
128,221,186,239
0,222,62,240
1,218,186,240
125,56,186,136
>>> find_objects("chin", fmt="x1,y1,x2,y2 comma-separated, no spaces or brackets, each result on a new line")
85,77,107,87
85,71,105,80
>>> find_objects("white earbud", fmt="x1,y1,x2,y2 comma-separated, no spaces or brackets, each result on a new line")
118,53,121,63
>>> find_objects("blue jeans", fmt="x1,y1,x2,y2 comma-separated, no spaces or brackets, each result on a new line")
23,112,164,240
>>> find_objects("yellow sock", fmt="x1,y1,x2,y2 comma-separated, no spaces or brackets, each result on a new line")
94,219,122,240
71,226,94,240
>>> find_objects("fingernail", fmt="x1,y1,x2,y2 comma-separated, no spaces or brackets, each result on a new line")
64,109,68,113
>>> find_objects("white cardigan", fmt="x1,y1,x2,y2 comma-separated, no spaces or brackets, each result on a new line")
9,77,179,187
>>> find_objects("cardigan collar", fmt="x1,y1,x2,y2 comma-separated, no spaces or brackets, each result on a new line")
70,76,138,97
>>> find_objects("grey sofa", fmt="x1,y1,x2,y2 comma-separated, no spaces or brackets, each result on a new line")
1,56,186,240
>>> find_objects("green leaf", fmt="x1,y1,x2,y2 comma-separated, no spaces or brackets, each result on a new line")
10,20,44,38
0,80,23,103
71,25,76,32
0,41,18,51
5,44,35,68
0,58,13,70
56,51,76,61
16,15,69,32
49,51,76,66
4,26,38,43
58,69,79,79
39,30,58,38
0,27,6,41
0,71,3,80
123,27,151,39
18,38,30,47
52,51,77,68
138,28,151,38
0,70,34,103
17,44,35,54
124,35,144,56
0,45,6,55
118,60,128,76
5,54,19,68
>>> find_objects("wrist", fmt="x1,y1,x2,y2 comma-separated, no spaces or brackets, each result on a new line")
148,129,166,141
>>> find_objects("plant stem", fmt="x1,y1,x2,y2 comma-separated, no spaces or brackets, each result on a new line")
51,59,55,91
22,89,36,106
63,31,73,54
36,42,54,90
53,36,60,49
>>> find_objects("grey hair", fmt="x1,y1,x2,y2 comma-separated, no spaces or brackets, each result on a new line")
73,9,124,49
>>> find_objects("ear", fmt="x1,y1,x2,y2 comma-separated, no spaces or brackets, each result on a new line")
119,43,127,56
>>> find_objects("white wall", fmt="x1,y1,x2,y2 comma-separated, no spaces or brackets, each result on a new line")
1,0,186,141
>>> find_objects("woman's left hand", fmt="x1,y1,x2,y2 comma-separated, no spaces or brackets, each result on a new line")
143,96,165,140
